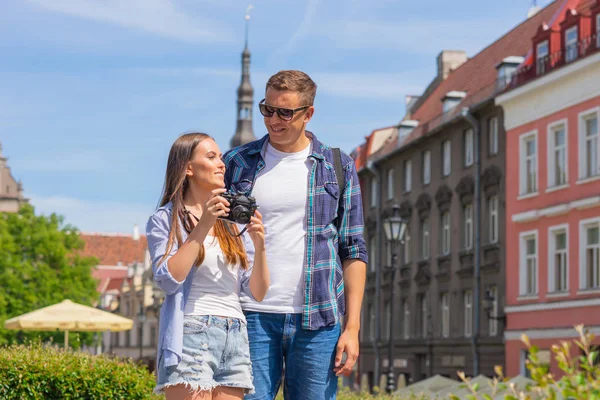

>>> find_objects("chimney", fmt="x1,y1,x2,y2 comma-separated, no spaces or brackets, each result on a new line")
437,50,468,80
132,224,140,240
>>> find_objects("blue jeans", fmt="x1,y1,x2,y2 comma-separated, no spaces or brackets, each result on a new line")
244,312,340,400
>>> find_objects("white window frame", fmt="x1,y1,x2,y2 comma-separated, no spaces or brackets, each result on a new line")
442,140,451,176
565,25,579,63
464,129,474,166
519,230,539,296
488,196,499,244
536,40,549,75
489,117,499,155
580,217,600,290
387,168,394,200
464,290,473,337
403,300,411,339
488,286,498,336
441,212,451,255
464,204,473,250
441,293,450,338
548,224,569,294
370,177,378,208
423,150,431,185
422,218,430,260
369,236,377,272
404,160,412,192
547,119,569,189
519,130,538,196
578,107,600,181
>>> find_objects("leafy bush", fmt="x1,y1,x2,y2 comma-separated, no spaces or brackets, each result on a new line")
0,342,161,399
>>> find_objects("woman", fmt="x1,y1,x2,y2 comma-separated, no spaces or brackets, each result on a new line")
147,133,269,400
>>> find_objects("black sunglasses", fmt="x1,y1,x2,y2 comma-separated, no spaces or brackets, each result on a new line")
258,99,310,121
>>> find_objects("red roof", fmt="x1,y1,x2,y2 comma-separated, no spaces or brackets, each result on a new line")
80,233,147,266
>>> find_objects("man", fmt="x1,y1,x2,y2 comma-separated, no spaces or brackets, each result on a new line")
224,70,367,400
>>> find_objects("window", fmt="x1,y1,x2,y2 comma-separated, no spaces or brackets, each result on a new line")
441,293,450,338
387,168,394,199
150,326,157,346
579,109,599,180
536,40,549,75
126,329,131,347
368,236,377,272
519,131,538,195
520,231,538,296
442,140,451,176
464,204,473,250
565,26,578,63
404,160,412,192
597,14,600,49
581,219,600,290
441,212,451,255
421,219,430,260
464,129,474,166
384,301,391,340
548,121,568,188
370,177,378,208
422,150,431,184
420,295,428,337
488,196,498,244
464,290,473,337
489,117,499,155
403,232,411,264
549,226,568,293
403,300,411,339
488,286,498,336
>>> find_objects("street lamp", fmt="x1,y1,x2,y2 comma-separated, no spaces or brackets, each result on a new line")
383,204,407,394
482,290,506,324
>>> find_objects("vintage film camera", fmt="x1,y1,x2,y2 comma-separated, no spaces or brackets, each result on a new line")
219,192,258,225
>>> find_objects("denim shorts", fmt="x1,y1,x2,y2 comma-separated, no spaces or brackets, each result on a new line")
155,315,254,395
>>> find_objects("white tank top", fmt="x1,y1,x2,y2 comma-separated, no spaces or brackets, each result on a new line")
184,235,245,321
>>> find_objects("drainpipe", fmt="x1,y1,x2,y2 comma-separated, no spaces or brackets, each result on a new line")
461,107,481,377
366,160,383,386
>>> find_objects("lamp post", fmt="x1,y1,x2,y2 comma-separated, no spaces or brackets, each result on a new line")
482,290,506,325
383,204,407,394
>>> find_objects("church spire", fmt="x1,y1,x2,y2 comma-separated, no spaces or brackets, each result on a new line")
230,5,256,149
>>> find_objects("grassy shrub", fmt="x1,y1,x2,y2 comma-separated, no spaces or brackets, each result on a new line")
0,342,161,400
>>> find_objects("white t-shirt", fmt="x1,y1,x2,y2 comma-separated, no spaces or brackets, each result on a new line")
184,235,245,321
241,141,311,314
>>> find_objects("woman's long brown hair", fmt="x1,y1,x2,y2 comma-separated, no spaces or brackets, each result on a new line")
157,133,248,270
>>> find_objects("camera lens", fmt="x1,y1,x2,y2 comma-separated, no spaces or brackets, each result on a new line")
231,205,252,224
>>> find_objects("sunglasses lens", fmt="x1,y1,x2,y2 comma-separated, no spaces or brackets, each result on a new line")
277,108,294,121
259,103,274,117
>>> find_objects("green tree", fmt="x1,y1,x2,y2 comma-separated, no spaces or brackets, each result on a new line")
0,204,99,348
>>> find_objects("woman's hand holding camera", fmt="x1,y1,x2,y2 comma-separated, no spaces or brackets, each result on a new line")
246,210,265,251
199,188,230,228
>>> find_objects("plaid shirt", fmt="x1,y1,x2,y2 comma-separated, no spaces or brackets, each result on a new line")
223,132,368,330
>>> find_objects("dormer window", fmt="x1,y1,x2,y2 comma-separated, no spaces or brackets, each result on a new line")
536,41,549,75
496,56,524,90
565,26,579,63
442,91,466,113
398,120,419,140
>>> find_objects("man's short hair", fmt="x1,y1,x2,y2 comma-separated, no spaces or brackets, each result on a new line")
265,70,317,106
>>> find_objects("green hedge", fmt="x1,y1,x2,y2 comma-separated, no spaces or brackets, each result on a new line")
0,343,161,400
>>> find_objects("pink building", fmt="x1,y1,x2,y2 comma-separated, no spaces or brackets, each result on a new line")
496,0,600,377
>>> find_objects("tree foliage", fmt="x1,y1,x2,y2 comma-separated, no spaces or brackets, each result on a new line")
0,204,99,347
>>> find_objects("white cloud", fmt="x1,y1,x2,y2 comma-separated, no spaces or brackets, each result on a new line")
25,0,234,43
30,194,154,234
312,18,517,56
313,71,428,100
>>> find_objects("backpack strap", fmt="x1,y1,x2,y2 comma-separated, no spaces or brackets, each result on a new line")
332,147,344,192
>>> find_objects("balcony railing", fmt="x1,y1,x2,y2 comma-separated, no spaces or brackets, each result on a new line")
507,34,599,91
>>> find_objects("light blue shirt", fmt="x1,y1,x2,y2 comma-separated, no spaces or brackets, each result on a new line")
146,202,255,367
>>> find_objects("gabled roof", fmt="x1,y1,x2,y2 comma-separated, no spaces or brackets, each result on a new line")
80,233,147,266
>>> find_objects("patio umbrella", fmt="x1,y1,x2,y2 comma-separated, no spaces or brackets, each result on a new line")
4,299,133,347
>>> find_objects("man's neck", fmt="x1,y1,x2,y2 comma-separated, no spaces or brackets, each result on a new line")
268,131,311,153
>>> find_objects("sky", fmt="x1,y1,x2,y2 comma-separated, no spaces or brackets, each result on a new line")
0,0,554,234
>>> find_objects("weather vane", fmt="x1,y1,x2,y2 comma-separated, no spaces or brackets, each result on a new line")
245,4,254,47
